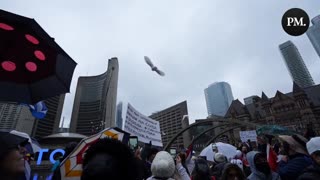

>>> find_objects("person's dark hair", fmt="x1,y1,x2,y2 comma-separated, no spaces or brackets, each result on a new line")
178,152,190,175
192,158,211,180
221,163,246,180
61,142,78,161
146,148,159,161
81,138,138,180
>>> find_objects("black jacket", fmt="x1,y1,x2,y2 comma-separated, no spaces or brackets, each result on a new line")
297,163,320,180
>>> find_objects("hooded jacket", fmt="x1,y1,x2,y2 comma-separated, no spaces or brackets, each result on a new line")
247,151,281,180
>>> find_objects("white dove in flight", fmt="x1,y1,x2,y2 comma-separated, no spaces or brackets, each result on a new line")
144,56,165,76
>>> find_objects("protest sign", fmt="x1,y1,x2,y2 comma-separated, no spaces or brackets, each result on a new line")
124,103,163,147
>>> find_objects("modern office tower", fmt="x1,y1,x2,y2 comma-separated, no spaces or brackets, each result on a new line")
307,15,320,58
204,82,234,116
279,41,315,88
149,101,191,149
70,58,119,136
116,102,123,129
32,95,65,138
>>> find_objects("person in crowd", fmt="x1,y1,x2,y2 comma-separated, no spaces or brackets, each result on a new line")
303,124,316,141
144,148,159,179
212,144,219,153
236,144,251,177
257,135,278,172
81,138,139,180
239,144,249,166
192,158,216,180
221,163,246,180
52,141,78,180
178,152,191,176
247,151,281,180
297,137,320,179
0,132,29,180
277,135,313,180
174,155,191,180
211,153,227,179
146,151,176,180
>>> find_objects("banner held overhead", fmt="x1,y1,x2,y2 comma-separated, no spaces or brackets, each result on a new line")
124,103,163,147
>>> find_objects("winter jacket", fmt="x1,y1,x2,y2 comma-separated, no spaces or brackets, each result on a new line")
247,151,281,180
176,163,191,180
278,153,313,180
297,163,320,180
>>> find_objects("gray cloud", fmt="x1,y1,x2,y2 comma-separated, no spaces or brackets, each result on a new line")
2,1,320,126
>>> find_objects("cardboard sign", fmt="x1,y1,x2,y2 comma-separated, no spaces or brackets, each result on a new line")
239,130,257,142
124,103,163,147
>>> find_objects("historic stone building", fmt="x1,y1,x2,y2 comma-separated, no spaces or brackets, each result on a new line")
225,83,320,140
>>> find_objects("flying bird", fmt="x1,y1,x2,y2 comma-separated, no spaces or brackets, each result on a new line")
144,56,165,76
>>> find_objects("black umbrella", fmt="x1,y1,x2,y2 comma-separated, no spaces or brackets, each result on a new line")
0,9,77,104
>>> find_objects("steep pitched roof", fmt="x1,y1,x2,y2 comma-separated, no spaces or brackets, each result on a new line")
272,90,293,103
261,92,269,102
225,99,249,117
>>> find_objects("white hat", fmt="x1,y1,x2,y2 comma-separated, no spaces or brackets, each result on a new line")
151,151,175,178
307,137,320,155
214,153,226,163
230,159,243,170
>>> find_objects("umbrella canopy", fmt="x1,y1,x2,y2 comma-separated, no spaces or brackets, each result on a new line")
200,142,237,162
0,9,77,104
10,130,41,153
256,125,297,136
0,131,29,155
60,127,130,180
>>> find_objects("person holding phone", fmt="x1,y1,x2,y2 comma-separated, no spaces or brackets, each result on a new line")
175,155,191,180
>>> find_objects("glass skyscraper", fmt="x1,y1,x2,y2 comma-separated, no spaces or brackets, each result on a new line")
204,82,234,117
116,102,123,129
307,15,320,58
279,41,315,88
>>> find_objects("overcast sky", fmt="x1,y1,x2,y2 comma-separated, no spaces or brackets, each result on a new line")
2,1,320,126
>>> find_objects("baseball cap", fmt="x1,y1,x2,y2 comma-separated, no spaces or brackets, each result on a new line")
306,137,320,155
0,131,28,155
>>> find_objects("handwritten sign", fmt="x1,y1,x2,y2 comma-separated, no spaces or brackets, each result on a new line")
124,103,163,147
239,130,257,142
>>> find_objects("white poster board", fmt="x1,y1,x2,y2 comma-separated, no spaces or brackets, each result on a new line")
124,103,163,147
239,130,257,142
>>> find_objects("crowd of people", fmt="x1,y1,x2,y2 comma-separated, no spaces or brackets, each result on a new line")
0,130,320,180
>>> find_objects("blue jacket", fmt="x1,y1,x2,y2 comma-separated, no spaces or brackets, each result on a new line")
278,153,313,180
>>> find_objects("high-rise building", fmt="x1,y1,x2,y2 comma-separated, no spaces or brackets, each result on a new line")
116,102,123,129
32,95,65,138
70,58,119,136
307,15,320,58
0,102,35,135
279,41,315,88
149,101,191,149
204,82,234,117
